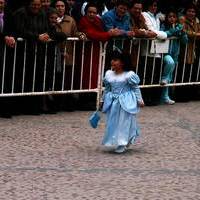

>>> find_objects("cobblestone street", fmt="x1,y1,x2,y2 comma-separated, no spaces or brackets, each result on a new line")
0,101,199,200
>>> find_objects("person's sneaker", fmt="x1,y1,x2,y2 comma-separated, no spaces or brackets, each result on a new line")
114,145,127,153
163,99,175,105
0,113,12,118
160,79,168,85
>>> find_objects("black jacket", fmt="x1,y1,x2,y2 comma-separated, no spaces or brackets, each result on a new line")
13,7,48,40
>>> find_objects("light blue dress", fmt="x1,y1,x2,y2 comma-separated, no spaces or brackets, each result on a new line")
102,70,143,147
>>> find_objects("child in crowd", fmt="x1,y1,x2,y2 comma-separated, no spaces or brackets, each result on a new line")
160,8,188,104
47,8,67,41
163,9,188,62
178,14,186,25
101,51,144,153
40,8,67,113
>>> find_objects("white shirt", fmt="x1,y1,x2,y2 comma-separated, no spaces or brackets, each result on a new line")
142,11,167,39
141,11,167,57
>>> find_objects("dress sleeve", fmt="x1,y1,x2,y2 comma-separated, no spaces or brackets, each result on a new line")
127,71,140,86
102,71,111,100
102,70,113,113
127,71,143,102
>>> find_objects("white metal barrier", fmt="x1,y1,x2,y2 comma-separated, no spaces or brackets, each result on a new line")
0,37,200,108
104,37,200,88
0,38,103,95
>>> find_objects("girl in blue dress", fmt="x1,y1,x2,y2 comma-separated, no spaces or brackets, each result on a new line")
102,51,144,153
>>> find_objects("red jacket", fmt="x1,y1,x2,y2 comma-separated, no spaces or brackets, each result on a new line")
78,16,111,41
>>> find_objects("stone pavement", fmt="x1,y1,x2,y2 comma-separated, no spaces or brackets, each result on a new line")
0,101,199,200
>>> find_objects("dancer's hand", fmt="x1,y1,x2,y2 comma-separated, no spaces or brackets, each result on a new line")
138,100,145,107
99,101,103,111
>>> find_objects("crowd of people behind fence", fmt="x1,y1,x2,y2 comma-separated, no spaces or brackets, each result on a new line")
0,0,200,117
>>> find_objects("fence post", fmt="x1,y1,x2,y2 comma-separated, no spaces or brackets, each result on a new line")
96,42,108,110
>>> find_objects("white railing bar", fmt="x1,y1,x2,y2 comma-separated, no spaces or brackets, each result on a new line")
11,42,17,93
0,89,99,97
80,41,85,89
159,54,164,83
135,39,141,74
143,40,149,85
181,43,188,83
42,43,48,91
151,56,156,85
89,43,93,89
32,44,37,92
22,41,27,92
52,46,57,91
196,54,200,81
62,42,67,91
1,44,6,93
71,41,76,90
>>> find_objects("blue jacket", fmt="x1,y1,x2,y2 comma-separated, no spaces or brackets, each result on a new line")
101,8,130,35
161,23,188,64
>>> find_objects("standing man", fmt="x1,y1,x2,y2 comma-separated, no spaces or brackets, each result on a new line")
101,0,135,68
130,0,157,38
142,0,175,105
102,0,134,37
129,0,157,70
6,0,28,12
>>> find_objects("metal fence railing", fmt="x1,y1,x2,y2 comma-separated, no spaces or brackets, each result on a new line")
0,37,199,108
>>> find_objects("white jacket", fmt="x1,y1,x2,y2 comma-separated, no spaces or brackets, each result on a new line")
142,11,167,39
141,11,167,57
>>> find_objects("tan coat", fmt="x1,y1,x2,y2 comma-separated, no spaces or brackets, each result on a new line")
184,18,200,64
57,15,79,66
130,15,148,37
129,15,149,69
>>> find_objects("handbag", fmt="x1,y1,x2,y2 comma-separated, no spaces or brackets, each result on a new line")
89,110,101,129
150,39,170,54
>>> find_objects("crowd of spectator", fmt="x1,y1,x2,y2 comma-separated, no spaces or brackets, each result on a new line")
1,0,199,50
0,0,200,117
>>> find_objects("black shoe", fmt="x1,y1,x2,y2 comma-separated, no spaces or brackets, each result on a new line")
144,100,159,106
30,111,41,115
42,109,57,114
22,109,41,115
0,113,12,118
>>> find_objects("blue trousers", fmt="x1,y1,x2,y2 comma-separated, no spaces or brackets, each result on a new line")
161,55,175,101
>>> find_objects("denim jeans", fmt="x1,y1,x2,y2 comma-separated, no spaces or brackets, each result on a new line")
161,55,175,101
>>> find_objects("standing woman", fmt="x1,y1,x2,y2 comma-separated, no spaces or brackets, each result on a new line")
182,3,200,100
0,0,16,118
41,0,51,14
79,2,122,41
184,3,200,66
102,51,144,153
78,2,122,89
52,0,85,110
10,0,51,114
13,0,50,92
52,0,85,73
81,0,108,17
52,0,80,69
66,0,82,23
